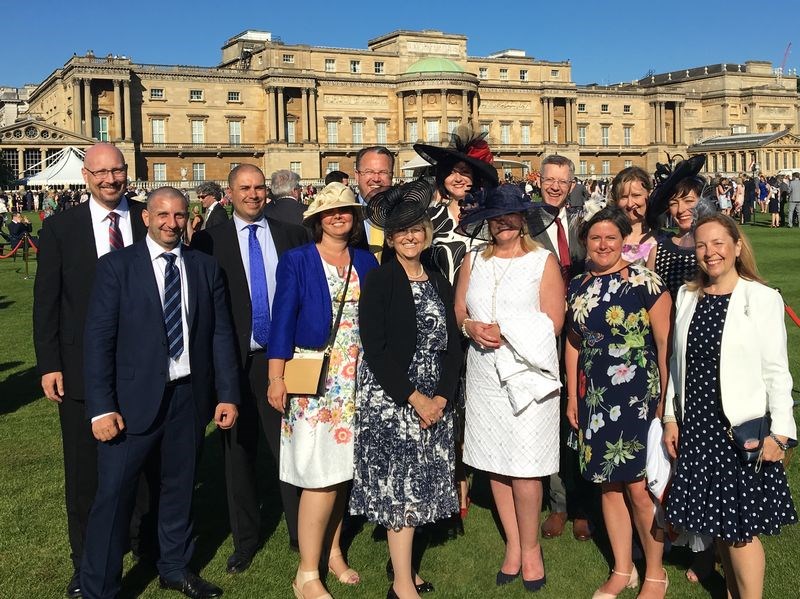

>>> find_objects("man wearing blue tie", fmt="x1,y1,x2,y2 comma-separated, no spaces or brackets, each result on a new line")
81,187,240,599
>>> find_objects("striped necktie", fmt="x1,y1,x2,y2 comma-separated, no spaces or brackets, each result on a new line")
108,211,123,251
162,253,183,360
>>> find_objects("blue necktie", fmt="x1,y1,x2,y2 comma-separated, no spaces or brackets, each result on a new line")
247,224,270,346
162,253,183,359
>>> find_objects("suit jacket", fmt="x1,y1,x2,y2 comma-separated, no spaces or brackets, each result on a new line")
203,202,229,230
83,241,240,433
191,217,309,367
7,220,32,243
529,208,586,280
359,259,463,405
33,200,147,399
268,243,379,359
264,197,306,226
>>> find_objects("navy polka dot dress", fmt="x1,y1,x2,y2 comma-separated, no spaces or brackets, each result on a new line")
666,293,797,543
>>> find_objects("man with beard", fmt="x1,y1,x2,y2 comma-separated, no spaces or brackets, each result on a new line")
33,143,150,598
527,154,594,543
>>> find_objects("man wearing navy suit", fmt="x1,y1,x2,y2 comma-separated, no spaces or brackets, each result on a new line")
192,165,308,574
33,143,150,598
80,187,240,599
196,181,229,230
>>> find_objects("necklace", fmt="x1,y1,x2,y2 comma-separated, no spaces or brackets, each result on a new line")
490,246,520,321
407,264,425,280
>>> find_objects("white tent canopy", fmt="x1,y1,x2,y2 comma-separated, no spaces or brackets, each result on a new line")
24,147,86,186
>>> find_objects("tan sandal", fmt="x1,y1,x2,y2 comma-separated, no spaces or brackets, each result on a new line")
292,569,332,599
592,568,640,599
636,568,669,599
328,550,360,585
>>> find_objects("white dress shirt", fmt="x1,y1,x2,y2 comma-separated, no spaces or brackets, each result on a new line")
544,206,569,261
89,195,134,257
232,213,279,351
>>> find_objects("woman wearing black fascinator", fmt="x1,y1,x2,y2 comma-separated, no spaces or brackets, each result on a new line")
349,179,464,599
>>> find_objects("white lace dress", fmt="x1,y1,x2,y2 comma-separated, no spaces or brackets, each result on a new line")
462,248,560,477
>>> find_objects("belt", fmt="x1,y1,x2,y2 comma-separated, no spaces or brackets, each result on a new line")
165,375,192,387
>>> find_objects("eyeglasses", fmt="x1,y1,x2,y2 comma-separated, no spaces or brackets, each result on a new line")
357,169,391,178
541,177,574,188
395,226,426,236
197,194,209,200
85,165,128,179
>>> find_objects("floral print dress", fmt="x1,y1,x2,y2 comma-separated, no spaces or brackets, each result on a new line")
568,263,666,483
279,262,361,488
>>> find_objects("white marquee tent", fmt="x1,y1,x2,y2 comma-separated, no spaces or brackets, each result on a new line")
23,147,86,186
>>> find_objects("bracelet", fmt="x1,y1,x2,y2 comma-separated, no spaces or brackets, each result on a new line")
269,376,285,382
770,432,790,451
461,318,472,338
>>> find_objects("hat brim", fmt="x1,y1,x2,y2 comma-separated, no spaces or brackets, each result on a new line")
413,144,500,188
302,200,362,222
365,179,434,231
455,203,558,241
646,155,706,229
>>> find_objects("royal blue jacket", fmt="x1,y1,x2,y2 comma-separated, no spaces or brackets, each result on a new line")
268,242,378,359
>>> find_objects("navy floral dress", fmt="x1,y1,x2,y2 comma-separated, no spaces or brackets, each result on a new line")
349,281,458,531
568,263,667,483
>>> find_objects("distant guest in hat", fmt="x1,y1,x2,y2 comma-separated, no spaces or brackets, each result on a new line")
267,182,378,598
647,154,710,299
350,179,463,599
454,184,565,591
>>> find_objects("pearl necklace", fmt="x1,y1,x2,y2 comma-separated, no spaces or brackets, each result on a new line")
407,264,426,280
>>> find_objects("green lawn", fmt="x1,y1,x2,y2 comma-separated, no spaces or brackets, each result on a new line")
1,211,798,598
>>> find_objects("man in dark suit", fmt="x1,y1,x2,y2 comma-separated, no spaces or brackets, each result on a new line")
195,181,229,230
33,142,149,598
354,146,395,261
263,169,305,225
192,164,308,574
528,154,594,543
80,186,239,599
6,212,33,245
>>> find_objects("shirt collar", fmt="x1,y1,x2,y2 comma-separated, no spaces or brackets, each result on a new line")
145,234,183,262
89,195,130,224
232,212,266,233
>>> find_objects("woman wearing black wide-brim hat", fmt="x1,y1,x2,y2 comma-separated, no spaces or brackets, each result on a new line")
349,179,464,599
454,184,566,591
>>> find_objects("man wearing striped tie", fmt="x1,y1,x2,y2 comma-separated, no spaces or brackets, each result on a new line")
80,187,240,599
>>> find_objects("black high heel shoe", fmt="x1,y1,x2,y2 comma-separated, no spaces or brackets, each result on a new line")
386,559,435,594
496,569,521,586
386,586,399,599
522,547,546,592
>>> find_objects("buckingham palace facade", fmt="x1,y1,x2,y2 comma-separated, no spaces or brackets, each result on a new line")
3,28,800,184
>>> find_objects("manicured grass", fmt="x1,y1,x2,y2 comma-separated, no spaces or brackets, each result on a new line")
1,211,798,598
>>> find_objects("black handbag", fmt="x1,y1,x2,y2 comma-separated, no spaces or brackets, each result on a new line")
727,413,771,465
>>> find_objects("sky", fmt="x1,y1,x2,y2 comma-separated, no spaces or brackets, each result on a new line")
2,0,798,88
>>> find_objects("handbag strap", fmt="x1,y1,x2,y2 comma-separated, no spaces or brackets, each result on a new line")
324,258,353,353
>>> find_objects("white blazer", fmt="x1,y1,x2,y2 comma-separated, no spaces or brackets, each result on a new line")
664,278,796,440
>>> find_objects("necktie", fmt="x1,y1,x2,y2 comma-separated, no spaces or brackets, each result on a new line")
367,222,384,263
108,211,123,251
162,253,183,360
247,224,270,347
554,216,572,286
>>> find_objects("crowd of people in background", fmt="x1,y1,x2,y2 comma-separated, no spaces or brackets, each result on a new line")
13,136,799,599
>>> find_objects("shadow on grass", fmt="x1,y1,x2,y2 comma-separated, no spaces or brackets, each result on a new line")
0,365,42,415
0,294,14,310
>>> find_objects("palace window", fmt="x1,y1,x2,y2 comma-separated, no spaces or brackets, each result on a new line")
153,163,166,181
550,69,560,78
227,91,241,102
448,119,459,135
191,119,205,144
325,59,336,72
94,115,109,142
521,124,531,144
577,103,586,112
23,149,42,175
425,119,440,143
152,118,165,144
287,120,296,143
601,160,610,175
326,120,339,143
578,160,587,175
519,69,529,81
500,123,511,145
601,103,609,113
601,126,610,146
189,89,203,101
283,54,294,64
374,61,385,74
2,149,19,176
499,68,508,80
150,88,164,100
228,121,241,145
480,122,490,135
624,160,633,168
479,67,488,79
192,163,205,181
623,126,632,146
350,60,361,74
376,121,387,144
578,126,586,145
352,121,363,144
407,120,418,141
290,161,301,175
326,162,340,174
623,104,632,114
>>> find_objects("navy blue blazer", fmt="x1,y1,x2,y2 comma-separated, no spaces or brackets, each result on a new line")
83,240,240,433
268,242,379,359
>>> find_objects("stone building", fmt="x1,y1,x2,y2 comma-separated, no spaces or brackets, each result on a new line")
2,29,799,185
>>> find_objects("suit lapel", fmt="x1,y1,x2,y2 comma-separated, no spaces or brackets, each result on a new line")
133,241,163,319
182,246,200,329
268,217,293,257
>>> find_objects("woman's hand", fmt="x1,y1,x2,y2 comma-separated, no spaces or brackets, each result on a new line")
762,434,788,463
409,391,444,429
464,319,502,350
663,421,680,459
267,379,288,414
566,396,579,431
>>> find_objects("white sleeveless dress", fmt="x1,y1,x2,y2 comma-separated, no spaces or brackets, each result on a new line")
463,248,560,477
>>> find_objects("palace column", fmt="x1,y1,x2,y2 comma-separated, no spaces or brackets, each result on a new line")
722,103,730,129
471,92,478,128
122,81,132,141
564,99,573,143
277,87,286,142
749,102,757,133
440,89,447,137
461,90,468,124
416,90,423,138
114,81,123,140
396,92,405,143
265,88,274,141
82,78,92,137
541,98,550,143
309,88,318,142
17,148,24,179
72,79,81,134
301,88,309,142
674,102,683,144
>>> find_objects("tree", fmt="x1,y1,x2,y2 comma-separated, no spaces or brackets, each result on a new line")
0,160,16,189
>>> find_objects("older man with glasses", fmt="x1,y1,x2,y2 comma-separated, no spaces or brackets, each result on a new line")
195,181,228,230
353,145,394,262
527,155,596,543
